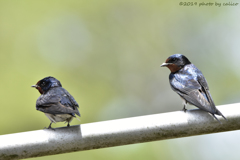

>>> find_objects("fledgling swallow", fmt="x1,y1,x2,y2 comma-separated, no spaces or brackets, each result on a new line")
161,54,227,123
32,76,80,129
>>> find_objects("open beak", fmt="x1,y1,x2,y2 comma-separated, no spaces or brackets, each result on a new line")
160,63,171,67
31,85,38,88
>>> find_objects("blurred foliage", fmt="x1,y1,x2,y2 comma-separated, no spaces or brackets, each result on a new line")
0,0,240,160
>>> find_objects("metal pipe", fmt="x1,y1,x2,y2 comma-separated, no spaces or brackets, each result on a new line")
0,103,240,160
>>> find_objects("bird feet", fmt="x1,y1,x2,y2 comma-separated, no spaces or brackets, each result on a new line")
182,107,187,113
44,123,55,130
44,127,55,130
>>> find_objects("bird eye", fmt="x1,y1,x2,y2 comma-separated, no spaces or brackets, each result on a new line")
42,82,45,86
172,58,176,61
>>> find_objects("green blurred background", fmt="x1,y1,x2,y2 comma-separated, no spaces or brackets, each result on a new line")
1,0,240,159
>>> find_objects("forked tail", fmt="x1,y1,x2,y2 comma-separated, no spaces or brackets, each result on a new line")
211,114,221,124
216,109,227,121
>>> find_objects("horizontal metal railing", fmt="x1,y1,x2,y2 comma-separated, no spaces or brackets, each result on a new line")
0,103,239,160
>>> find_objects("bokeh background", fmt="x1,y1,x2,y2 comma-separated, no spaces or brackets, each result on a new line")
1,0,240,159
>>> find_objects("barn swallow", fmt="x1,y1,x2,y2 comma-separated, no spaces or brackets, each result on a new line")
161,54,227,123
32,76,80,129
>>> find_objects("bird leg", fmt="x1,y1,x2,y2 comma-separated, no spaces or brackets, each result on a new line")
182,101,187,112
44,122,54,130
182,105,187,112
48,122,53,129
67,122,70,127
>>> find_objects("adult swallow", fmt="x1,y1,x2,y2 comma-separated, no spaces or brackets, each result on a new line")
161,54,226,122
32,76,80,129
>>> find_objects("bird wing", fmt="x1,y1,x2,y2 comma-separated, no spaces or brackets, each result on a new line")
170,72,216,113
36,88,80,116
197,72,215,106
61,88,80,116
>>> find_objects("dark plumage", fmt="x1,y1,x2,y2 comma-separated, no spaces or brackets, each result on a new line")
161,54,226,123
32,77,80,129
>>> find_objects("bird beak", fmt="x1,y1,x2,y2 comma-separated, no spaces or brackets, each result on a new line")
31,85,38,88
160,63,171,67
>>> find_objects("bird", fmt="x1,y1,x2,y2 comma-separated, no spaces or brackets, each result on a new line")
31,76,80,129
161,54,226,123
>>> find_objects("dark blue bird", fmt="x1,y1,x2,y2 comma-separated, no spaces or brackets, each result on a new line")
161,54,226,122
32,77,80,129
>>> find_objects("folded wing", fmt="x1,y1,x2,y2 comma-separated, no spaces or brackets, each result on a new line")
36,88,80,116
170,72,217,114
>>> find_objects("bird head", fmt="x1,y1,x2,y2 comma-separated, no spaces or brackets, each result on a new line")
31,76,62,94
161,54,191,73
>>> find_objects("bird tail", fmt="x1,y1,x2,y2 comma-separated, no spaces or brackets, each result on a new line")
70,113,81,121
75,116,80,121
211,114,221,124
216,109,227,121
